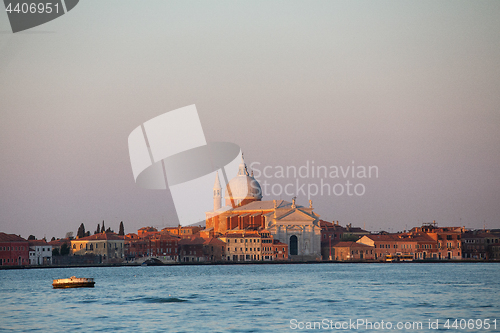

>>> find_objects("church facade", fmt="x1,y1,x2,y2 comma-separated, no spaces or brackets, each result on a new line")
206,156,321,261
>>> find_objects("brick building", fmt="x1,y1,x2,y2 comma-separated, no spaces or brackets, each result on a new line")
162,226,203,238
144,232,180,261
320,221,370,260
0,233,29,266
332,241,375,261
357,232,438,260
462,231,500,259
178,236,225,262
412,223,462,260
272,239,289,260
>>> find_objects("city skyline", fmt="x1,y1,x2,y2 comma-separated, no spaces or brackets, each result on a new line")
1,1,500,239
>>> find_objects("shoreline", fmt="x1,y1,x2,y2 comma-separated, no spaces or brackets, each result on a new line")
1,259,499,270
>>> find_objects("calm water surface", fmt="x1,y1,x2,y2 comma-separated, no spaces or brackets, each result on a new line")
0,263,499,332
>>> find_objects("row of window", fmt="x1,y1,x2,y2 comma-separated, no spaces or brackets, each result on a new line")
227,238,260,243
153,248,177,254
1,258,27,264
0,246,26,251
228,247,260,252
374,244,435,249
463,239,499,244
29,252,51,257
73,242,123,250
35,247,50,252
351,250,374,255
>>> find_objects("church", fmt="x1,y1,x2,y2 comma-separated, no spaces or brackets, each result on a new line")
205,156,321,261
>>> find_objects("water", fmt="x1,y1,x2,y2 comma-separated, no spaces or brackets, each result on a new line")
0,263,499,332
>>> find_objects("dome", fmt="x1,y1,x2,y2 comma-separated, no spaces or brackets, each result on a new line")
224,156,262,205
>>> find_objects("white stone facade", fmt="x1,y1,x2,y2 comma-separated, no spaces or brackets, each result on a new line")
265,200,321,260
29,243,52,265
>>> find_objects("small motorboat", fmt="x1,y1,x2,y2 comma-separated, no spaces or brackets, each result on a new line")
52,276,95,289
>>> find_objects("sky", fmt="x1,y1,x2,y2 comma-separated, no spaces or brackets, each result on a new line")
0,0,499,239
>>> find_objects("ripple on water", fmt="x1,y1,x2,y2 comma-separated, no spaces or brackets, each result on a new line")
1,263,499,333
129,296,188,303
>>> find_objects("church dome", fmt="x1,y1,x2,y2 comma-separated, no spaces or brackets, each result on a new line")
224,156,262,205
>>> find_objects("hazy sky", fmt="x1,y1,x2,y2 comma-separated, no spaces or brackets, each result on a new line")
1,1,499,239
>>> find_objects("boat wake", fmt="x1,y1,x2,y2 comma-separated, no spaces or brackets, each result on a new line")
130,296,187,303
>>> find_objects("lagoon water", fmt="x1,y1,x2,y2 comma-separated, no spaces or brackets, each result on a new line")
1,263,499,332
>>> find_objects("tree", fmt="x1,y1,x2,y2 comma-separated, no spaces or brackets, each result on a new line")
105,227,113,233
28,235,36,240
60,243,70,256
101,220,105,233
95,223,100,235
119,221,124,236
85,231,90,237
77,223,86,239
65,231,74,240
51,237,56,242
52,248,60,256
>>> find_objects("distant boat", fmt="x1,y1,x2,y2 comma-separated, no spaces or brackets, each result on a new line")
52,276,95,289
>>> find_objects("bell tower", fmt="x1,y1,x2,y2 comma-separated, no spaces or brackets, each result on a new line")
213,171,222,211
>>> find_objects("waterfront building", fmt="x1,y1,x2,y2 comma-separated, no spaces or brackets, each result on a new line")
320,221,370,260
137,226,158,238
70,232,124,262
264,198,321,261
124,233,148,259
411,222,462,260
219,231,262,261
162,226,203,238
28,239,52,265
357,232,438,260
491,242,500,260
178,236,225,262
48,238,70,255
461,231,500,259
206,156,320,260
271,239,289,260
331,241,375,261
143,232,180,261
259,229,277,261
0,233,29,266
357,234,403,260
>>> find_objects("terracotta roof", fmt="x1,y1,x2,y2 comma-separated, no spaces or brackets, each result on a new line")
28,240,49,246
149,232,181,240
334,241,373,248
0,233,27,242
204,238,225,246
362,234,400,241
48,239,70,246
178,236,206,246
462,232,498,239
74,233,124,241
221,231,260,238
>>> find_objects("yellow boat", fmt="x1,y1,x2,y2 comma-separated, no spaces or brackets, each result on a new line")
52,276,95,288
